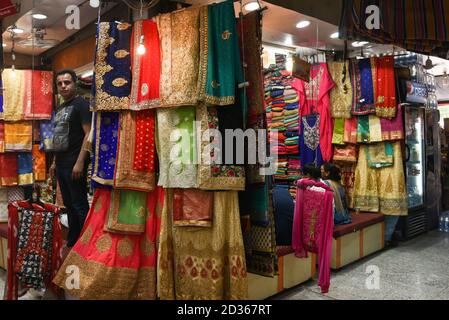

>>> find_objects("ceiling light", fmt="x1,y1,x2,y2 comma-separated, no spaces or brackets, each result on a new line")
32,13,47,20
296,20,311,29
244,1,260,12
2,44,6,47
330,32,339,39
11,27,24,34
284,36,293,46
90,0,100,8
352,41,369,47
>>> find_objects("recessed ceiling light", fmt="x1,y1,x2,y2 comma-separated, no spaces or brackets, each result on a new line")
11,27,24,34
296,20,311,29
32,13,47,20
330,32,339,39
285,36,293,46
244,1,260,11
2,44,6,47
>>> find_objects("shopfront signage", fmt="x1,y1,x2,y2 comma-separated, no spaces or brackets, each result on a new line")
406,81,428,104
365,5,380,30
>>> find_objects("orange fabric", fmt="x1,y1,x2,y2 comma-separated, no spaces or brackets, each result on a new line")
32,145,47,181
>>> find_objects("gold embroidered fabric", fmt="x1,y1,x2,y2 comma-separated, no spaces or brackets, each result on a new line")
328,61,353,119
2,69,26,121
368,115,382,143
157,190,248,300
156,107,198,188
157,8,200,108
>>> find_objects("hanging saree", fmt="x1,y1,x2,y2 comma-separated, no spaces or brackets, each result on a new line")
32,145,46,182
39,115,55,151
158,8,200,108
381,103,404,141
367,142,394,168
374,56,397,119
7,201,63,300
299,114,323,168
369,115,383,143
198,0,246,107
0,121,4,153
292,178,334,294
17,153,34,186
4,121,32,152
332,118,345,145
354,143,407,215
91,112,119,187
333,144,357,163
2,69,25,121
157,190,248,300
93,22,132,111
357,115,370,143
105,189,151,235
114,110,156,192
156,107,198,189
351,59,376,115
53,187,164,300
173,189,214,227
237,10,265,122
24,71,53,120
130,20,161,110
0,188,7,222
340,164,357,209
0,153,18,187
343,117,358,144
328,61,353,119
196,104,246,191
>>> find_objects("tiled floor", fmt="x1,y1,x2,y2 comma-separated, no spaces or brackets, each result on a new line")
0,231,448,300
272,231,449,300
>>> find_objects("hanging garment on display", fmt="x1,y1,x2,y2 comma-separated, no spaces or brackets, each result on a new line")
53,187,163,300
381,103,405,141
246,114,267,184
24,71,53,120
369,115,383,143
0,79,3,119
299,114,323,168
292,178,334,294
93,22,132,111
357,115,370,143
328,61,353,119
293,63,334,161
0,121,4,153
367,142,394,168
0,188,7,222
332,118,345,145
173,189,214,227
156,107,198,189
130,19,161,110
114,110,156,192
157,190,248,300
4,121,32,152
198,0,246,109
237,10,265,121
196,104,246,191
2,69,25,121
17,152,34,186
343,117,358,144
39,115,55,151
374,56,397,119
91,112,119,188
351,59,376,115
243,182,270,227
354,143,408,215
6,201,63,300
0,153,18,186
105,189,151,235
333,144,358,163
157,7,200,108
340,163,357,209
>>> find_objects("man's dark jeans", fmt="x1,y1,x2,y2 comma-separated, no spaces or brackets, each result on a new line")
56,166,89,247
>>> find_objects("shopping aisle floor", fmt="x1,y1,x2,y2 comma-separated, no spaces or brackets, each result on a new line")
273,231,449,300
0,231,448,300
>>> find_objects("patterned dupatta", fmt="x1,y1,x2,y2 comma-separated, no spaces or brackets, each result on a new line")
93,22,132,111
374,56,397,118
351,59,376,115
114,110,156,192
367,142,394,168
329,61,353,119
17,153,34,186
381,103,404,141
343,117,358,144
53,188,164,300
198,0,246,108
0,153,18,187
2,69,26,121
130,20,161,110
91,112,119,188
173,189,214,227
196,104,246,191
4,121,32,152
292,178,334,294
332,118,345,145
24,71,53,120
157,8,200,108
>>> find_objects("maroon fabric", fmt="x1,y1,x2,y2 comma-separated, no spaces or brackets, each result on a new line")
276,246,294,257
0,222,6,238
333,212,384,238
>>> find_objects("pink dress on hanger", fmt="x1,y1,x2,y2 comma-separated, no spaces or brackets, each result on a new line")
292,63,335,162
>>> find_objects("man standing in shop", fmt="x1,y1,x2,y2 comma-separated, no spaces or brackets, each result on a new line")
49,69,92,248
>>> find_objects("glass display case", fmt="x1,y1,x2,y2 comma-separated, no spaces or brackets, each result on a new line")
405,106,426,209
